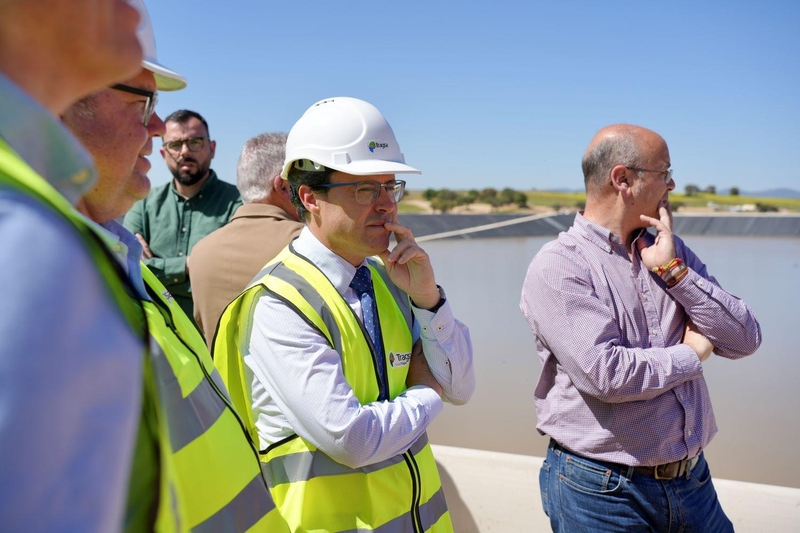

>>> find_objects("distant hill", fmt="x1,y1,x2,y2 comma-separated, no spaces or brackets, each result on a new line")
546,188,584,193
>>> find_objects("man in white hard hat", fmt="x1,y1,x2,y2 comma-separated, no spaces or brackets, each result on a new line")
214,97,476,532
0,0,143,530
60,1,288,531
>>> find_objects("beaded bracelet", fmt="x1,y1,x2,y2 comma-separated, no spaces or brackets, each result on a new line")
651,257,683,277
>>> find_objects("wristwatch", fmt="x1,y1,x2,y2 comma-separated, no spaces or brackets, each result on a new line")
424,285,446,313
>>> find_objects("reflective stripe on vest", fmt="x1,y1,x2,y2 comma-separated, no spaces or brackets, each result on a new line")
141,267,287,532
263,432,430,486
214,245,453,533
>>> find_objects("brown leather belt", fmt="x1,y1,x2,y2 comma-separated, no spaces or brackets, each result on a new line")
633,457,698,480
549,439,698,481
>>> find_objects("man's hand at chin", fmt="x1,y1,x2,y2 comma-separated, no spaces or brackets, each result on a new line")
378,221,439,309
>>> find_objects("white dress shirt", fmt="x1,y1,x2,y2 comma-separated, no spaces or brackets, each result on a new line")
243,227,475,469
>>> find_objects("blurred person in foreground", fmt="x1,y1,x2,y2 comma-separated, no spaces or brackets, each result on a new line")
0,0,143,529
214,97,476,532
520,124,762,532
191,132,303,347
124,108,241,326
60,1,286,531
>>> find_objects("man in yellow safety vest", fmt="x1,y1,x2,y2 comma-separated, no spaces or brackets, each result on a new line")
0,0,146,529
59,1,288,531
214,97,476,532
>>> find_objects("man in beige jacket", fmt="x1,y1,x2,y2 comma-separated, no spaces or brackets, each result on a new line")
191,132,303,347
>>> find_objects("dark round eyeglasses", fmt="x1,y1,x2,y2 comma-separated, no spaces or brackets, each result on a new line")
110,83,158,127
163,137,209,153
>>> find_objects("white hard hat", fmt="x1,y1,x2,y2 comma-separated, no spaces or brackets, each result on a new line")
129,0,187,91
280,97,420,179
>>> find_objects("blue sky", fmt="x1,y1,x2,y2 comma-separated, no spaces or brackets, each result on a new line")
146,1,799,194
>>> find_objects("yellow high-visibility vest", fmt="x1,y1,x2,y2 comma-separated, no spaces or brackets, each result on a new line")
1,140,287,532
214,245,453,533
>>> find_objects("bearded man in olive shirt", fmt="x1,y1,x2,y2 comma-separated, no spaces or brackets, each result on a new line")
124,109,241,323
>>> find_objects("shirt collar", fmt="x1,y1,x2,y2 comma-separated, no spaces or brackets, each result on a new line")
573,212,634,255
0,73,96,205
292,226,370,294
573,212,650,256
92,218,149,299
232,203,292,221
80,216,136,264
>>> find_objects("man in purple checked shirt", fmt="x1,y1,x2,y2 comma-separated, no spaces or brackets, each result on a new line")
520,124,761,533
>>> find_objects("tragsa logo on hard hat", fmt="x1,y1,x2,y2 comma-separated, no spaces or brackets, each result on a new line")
368,141,390,153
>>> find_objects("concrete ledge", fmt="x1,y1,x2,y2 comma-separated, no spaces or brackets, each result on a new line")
432,445,800,532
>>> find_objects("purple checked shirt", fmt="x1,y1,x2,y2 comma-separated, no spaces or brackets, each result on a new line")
520,213,761,467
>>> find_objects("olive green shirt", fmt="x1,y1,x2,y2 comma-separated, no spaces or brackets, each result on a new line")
124,170,241,323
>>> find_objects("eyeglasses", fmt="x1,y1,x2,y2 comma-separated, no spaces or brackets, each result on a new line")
316,179,406,205
627,167,674,183
163,137,209,153
110,83,158,127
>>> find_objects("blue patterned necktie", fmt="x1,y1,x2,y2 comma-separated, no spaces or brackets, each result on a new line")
350,265,387,398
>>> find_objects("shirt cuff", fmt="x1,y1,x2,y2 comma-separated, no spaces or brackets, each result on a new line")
163,256,188,284
670,343,704,381
667,268,712,302
414,299,456,342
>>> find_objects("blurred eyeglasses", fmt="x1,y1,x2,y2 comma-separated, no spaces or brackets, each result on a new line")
317,179,406,205
627,167,674,184
110,83,158,127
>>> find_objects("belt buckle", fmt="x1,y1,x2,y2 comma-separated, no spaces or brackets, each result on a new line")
654,460,678,480
653,457,693,480
653,462,669,480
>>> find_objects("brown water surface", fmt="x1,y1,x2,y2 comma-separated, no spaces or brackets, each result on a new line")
424,235,800,489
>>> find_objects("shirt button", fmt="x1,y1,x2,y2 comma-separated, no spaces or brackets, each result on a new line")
688,429,693,437
697,280,704,287
181,227,187,232
422,326,428,332
70,169,91,184
437,325,443,331
642,294,648,300
651,329,658,335
605,245,611,252
173,278,178,283
178,252,184,256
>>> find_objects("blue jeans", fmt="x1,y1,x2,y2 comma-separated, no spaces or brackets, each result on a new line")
540,441,734,532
